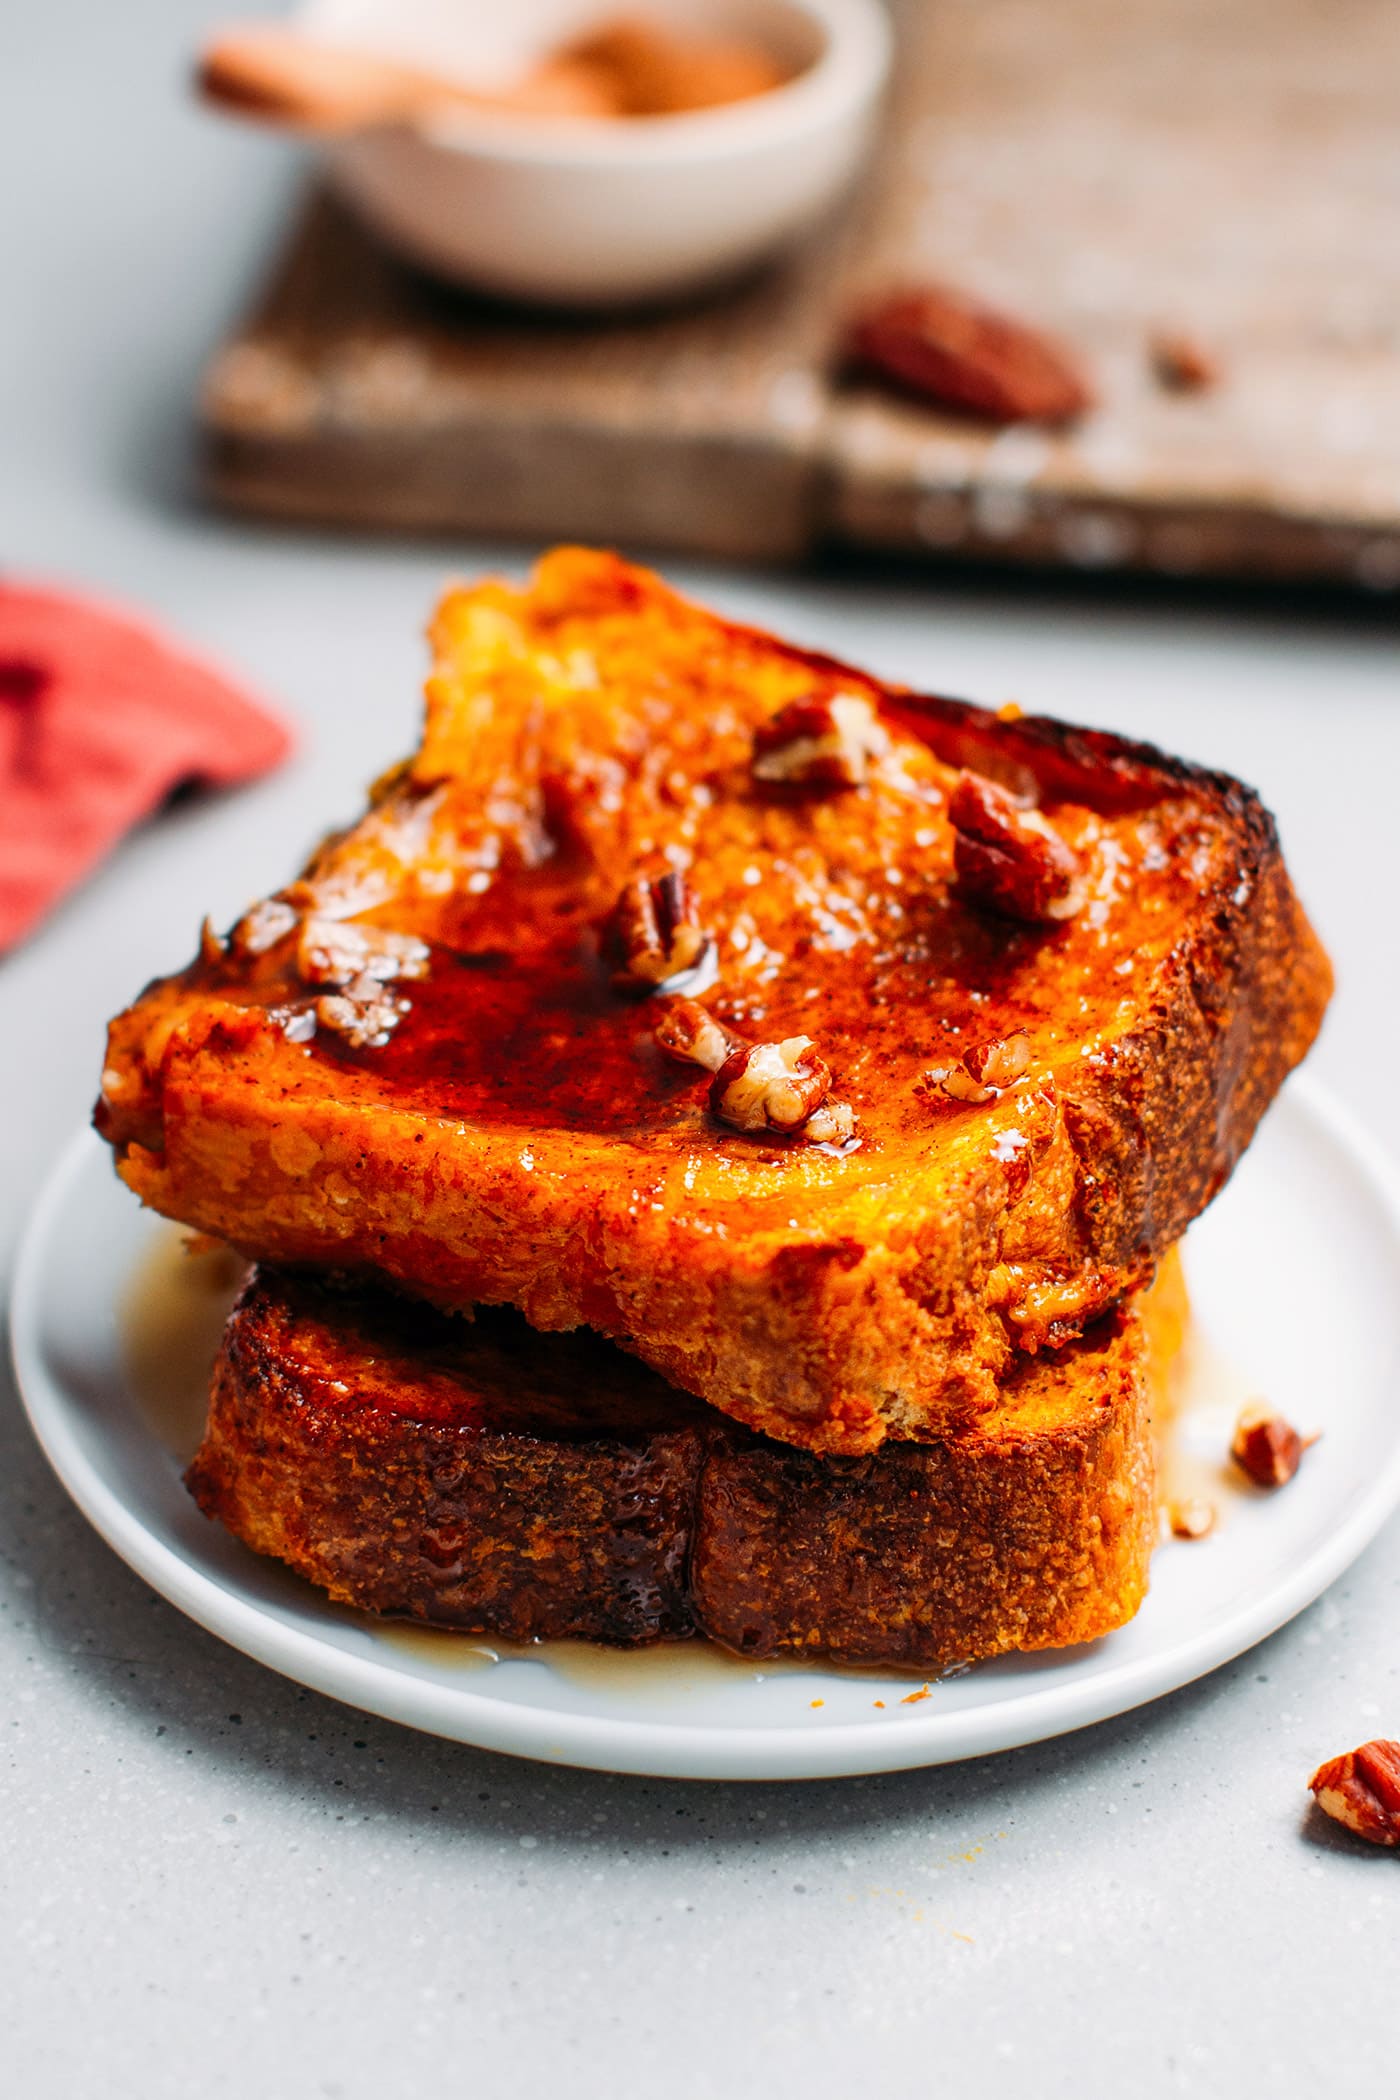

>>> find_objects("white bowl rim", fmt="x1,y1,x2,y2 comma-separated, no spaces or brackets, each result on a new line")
377,0,893,166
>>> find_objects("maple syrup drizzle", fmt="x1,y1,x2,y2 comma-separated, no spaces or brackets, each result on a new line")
121,1224,247,1461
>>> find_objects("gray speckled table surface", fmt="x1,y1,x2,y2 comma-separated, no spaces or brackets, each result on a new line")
3,7,1399,2095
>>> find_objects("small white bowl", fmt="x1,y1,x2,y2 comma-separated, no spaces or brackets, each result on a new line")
299,0,891,307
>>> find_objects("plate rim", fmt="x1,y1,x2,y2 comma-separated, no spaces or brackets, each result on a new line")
11,1075,1400,1781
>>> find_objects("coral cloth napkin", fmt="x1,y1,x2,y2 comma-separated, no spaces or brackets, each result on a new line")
0,582,294,952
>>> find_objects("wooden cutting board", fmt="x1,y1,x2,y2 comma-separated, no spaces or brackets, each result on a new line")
201,0,1400,589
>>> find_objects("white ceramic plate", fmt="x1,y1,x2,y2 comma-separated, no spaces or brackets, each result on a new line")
11,1078,1400,1781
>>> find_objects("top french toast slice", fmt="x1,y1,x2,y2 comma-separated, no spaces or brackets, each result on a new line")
97,548,1331,1453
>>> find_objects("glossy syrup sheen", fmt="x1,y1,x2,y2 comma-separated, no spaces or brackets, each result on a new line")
104,542,1248,1189
191,776,1224,1171
242,1267,716,1438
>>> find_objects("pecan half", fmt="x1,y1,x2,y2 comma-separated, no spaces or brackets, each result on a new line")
847,284,1095,426
1309,1740,1400,1847
1231,1404,1314,1489
611,870,710,989
949,771,1086,924
710,1036,833,1134
314,973,408,1049
298,916,430,989
753,692,887,789
653,996,737,1073
921,1030,1032,1106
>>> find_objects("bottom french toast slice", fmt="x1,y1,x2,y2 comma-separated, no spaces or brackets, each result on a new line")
188,1263,1178,1670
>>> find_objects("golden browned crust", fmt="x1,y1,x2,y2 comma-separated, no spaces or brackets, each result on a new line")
191,1277,709,1644
101,548,1330,1452
189,1266,1161,1669
693,1360,1153,1667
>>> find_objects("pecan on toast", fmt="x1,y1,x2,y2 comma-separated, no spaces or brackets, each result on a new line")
99,549,1331,1454
188,1261,1178,1668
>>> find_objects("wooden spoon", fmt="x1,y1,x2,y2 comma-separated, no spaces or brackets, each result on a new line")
196,22,622,135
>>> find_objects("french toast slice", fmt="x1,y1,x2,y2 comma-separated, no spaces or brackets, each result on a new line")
100,549,1330,1453
188,1261,1176,1668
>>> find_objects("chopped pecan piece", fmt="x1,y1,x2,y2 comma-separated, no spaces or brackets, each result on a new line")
1151,331,1220,393
611,870,710,989
921,1030,1032,1106
1309,1740,1400,1847
298,915,430,989
847,284,1095,426
710,1036,833,1135
1230,1404,1314,1489
949,771,1086,924
271,1004,317,1045
1168,1498,1216,1540
803,1097,856,1146
230,896,298,958
314,973,408,1049
965,1033,1033,1090
656,1008,853,1142
653,996,737,1073
753,692,887,789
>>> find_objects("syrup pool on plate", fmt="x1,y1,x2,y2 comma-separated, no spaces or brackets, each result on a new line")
372,1620,841,1695
121,1224,248,1461
1152,1290,1266,1538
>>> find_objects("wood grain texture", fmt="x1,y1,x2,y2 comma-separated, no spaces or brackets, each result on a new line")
200,0,1400,587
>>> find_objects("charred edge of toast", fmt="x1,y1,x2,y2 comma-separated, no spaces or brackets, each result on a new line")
868,691,1328,1270
1048,811,1329,1271
186,1270,1156,1668
700,575,1280,823
755,631,1332,1268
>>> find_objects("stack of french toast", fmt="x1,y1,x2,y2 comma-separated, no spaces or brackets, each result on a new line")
96,550,1331,1669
